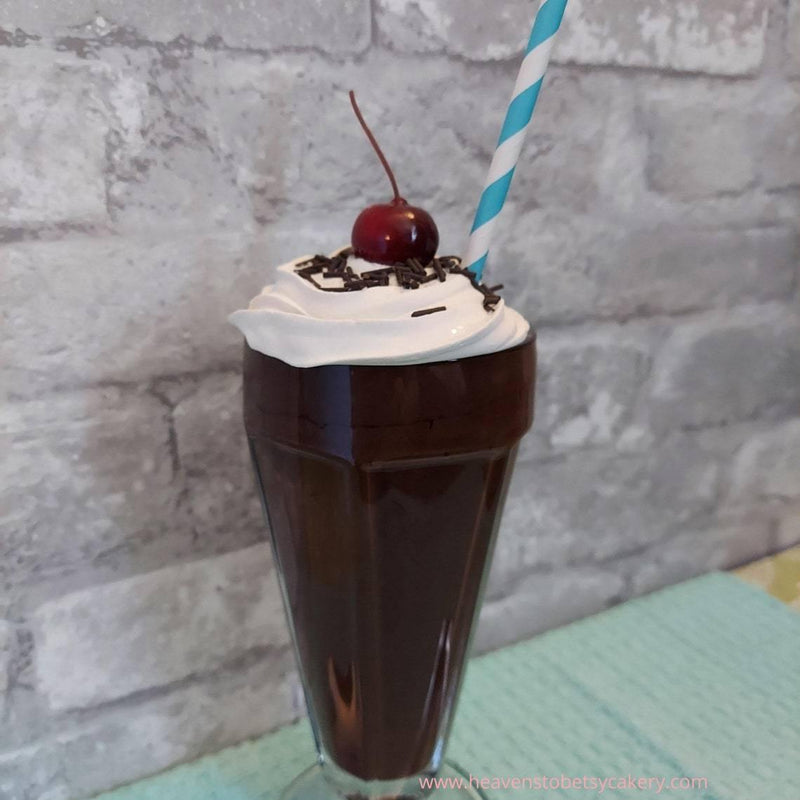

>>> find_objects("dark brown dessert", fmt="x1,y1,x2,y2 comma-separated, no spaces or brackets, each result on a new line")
244,336,535,781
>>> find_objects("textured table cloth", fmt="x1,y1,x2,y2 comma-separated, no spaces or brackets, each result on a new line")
94,572,800,800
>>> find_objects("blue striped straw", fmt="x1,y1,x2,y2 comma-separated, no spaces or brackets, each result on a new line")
463,0,569,280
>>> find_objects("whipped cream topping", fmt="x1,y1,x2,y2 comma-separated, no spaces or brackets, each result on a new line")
229,249,530,368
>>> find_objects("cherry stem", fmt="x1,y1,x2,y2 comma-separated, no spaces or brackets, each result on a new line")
349,90,402,202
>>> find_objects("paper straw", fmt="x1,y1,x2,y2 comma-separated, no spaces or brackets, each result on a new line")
463,0,569,280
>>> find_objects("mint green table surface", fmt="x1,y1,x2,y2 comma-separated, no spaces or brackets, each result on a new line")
94,573,800,800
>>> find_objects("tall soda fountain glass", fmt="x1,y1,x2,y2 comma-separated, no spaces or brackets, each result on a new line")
231,93,536,799
244,337,535,799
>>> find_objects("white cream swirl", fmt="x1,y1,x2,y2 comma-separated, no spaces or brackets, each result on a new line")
229,250,530,368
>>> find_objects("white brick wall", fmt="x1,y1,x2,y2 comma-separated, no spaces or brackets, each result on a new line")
0,0,798,795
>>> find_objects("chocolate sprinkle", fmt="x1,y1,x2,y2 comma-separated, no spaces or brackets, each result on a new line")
294,252,504,313
411,306,447,318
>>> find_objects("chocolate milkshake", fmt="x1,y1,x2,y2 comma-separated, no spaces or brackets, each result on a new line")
245,331,534,782
230,94,535,800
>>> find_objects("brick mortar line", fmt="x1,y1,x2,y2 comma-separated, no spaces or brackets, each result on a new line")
0,24,794,81
1,200,796,251
515,407,800,470
0,221,118,244
484,500,792,607
147,388,183,477
766,184,800,196
0,25,373,64
533,295,800,333
4,200,796,246
0,642,297,759
369,25,782,79
64,642,294,725
2,533,270,622
4,366,241,403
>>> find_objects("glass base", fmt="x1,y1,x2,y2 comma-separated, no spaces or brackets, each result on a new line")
280,761,488,800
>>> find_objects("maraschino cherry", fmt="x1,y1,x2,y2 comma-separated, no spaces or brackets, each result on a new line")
349,91,439,266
